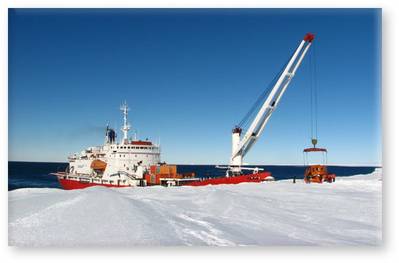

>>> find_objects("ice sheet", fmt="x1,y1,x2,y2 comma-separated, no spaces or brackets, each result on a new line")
8,169,382,246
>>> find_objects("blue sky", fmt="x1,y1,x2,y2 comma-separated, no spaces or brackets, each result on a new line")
8,8,381,165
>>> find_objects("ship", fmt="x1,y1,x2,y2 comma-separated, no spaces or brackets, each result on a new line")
51,103,164,189
50,102,272,189
51,33,315,190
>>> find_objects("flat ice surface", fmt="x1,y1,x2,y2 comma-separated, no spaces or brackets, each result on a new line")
8,169,382,247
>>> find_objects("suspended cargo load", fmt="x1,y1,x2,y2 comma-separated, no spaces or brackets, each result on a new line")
303,144,335,184
304,164,335,183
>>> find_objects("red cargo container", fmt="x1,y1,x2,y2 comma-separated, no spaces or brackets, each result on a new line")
145,173,161,185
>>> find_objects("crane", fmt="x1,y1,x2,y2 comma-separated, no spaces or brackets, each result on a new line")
222,33,315,176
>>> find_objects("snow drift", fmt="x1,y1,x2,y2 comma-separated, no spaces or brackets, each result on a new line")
8,169,382,246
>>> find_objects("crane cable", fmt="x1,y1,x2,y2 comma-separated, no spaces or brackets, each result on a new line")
309,42,318,147
237,56,291,130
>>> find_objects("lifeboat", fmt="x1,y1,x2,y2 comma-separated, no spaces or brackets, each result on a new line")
90,159,107,171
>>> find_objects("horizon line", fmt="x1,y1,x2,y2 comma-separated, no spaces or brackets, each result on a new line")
7,160,382,167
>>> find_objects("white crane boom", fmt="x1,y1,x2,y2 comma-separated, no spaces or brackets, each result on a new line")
229,33,314,174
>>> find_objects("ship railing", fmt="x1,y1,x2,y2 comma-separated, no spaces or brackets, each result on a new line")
110,171,137,180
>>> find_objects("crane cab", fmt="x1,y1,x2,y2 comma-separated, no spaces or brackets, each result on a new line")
303,146,335,183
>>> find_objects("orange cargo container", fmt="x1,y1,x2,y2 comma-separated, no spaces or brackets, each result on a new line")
146,164,183,185
169,165,177,175
159,165,168,174
156,165,176,175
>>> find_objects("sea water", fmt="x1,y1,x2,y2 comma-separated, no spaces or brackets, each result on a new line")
8,161,377,191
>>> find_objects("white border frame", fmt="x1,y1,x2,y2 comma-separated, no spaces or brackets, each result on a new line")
2,1,397,263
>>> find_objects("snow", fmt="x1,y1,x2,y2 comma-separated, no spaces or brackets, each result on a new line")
8,169,382,247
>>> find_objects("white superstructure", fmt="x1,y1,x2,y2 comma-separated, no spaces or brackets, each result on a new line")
65,102,161,186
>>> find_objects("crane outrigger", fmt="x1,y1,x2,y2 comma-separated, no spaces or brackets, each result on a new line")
218,33,315,177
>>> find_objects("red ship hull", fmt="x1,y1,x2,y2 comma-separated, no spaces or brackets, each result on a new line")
56,171,273,190
184,171,273,186
58,178,131,190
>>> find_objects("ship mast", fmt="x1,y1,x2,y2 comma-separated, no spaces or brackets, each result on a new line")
120,102,131,144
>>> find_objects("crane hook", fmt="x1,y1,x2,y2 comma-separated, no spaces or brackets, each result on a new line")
311,138,318,148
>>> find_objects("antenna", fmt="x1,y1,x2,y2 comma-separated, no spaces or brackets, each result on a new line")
105,122,110,144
